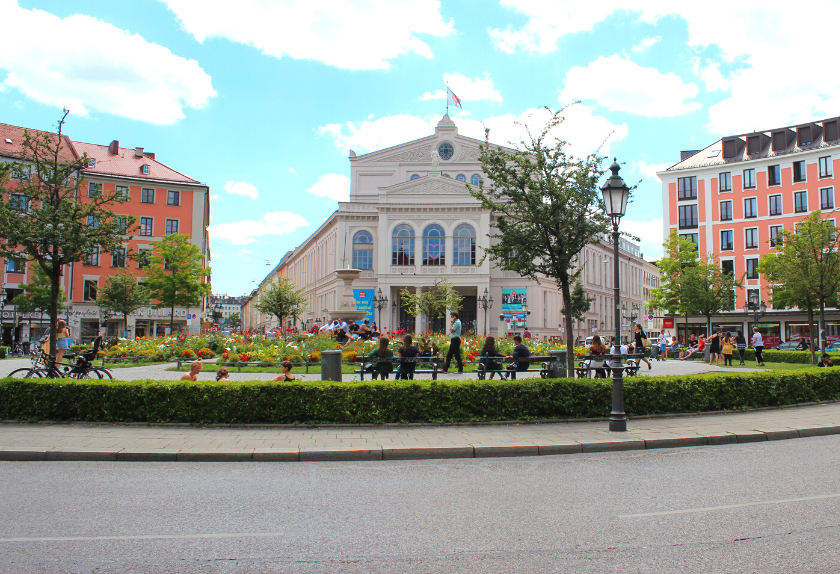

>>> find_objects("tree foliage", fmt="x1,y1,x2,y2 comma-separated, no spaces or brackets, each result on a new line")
253,277,308,331
471,105,613,372
400,278,463,325
228,311,241,330
12,266,67,316
684,253,742,337
758,211,840,354
0,111,136,358
143,233,211,334
562,282,593,340
96,271,151,336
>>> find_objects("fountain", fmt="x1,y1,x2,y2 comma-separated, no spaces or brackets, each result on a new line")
326,268,370,322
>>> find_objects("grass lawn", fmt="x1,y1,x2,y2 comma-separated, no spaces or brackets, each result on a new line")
166,364,360,375
100,360,171,369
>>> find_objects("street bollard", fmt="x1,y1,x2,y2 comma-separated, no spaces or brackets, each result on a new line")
547,350,567,378
321,350,343,382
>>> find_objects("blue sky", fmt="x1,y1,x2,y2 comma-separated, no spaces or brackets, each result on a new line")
3,0,838,296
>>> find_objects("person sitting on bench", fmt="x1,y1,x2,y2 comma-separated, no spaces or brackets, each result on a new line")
586,335,607,378
480,336,507,380
679,335,705,360
506,335,530,372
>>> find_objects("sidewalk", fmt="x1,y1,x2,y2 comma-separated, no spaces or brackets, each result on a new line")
2,402,839,462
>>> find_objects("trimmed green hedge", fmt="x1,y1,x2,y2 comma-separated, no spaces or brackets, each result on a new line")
739,350,827,364
2,369,839,424
0,346,8,359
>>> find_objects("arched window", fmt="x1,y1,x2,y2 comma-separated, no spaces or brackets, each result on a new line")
442,173,451,178
392,224,414,265
423,224,446,266
453,224,476,266
456,174,466,182
471,174,481,186
352,230,373,270
410,174,420,180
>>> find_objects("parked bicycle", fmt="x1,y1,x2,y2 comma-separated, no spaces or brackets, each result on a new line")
7,336,112,380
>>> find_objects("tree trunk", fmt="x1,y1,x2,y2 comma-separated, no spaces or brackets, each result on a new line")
169,301,175,335
807,306,817,364
560,278,575,375
819,299,827,353
48,266,60,370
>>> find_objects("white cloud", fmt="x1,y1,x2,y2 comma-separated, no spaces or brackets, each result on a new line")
620,217,665,259
319,105,628,160
223,181,259,200
492,1,840,134
0,1,215,124
631,36,660,52
210,194,221,201
634,161,669,181
559,56,700,117
419,72,503,103
209,211,310,245
160,0,454,71
288,167,297,175
306,173,351,202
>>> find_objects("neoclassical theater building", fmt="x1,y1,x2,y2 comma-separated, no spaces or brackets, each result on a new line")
244,116,657,340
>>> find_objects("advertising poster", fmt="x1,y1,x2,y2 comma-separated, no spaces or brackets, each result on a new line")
501,288,527,312
352,289,375,323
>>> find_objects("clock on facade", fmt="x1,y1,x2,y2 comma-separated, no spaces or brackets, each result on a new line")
437,142,454,160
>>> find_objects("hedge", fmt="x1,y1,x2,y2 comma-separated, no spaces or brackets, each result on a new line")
0,346,8,359
2,369,839,424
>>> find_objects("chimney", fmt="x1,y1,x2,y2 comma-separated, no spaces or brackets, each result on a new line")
108,140,119,155
134,147,144,158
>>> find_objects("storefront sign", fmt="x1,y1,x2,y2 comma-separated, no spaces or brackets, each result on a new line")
662,318,675,329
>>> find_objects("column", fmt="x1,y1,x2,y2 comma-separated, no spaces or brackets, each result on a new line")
414,286,423,335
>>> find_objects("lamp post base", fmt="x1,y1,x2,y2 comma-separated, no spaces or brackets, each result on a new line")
609,416,627,432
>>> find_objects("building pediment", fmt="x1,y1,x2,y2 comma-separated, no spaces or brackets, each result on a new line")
378,173,480,202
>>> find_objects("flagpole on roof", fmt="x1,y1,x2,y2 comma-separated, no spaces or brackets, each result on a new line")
445,81,449,116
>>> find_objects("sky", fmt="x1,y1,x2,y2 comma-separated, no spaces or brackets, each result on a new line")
3,0,839,297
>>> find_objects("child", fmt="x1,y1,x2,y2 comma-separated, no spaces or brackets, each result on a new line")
216,368,231,382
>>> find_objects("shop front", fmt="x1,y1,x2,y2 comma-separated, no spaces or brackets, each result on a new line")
748,322,782,349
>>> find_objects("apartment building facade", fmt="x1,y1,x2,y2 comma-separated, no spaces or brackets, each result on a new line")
659,117,840,346
0,122,210,344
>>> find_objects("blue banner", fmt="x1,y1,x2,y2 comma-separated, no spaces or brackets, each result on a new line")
353,289,375,323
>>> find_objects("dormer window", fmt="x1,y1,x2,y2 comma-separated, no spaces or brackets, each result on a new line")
87,158,96,168
141,164,150,175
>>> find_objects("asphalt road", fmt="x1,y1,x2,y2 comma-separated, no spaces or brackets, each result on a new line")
1,436,839,573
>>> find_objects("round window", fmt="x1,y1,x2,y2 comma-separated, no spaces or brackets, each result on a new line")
438,142,454,160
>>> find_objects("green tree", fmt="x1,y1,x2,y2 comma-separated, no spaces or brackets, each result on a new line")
684,253,742,338
12,266,67,316
759,212,840,353
471,106,614,373
0,111,135,360
562,282,593,343
648,232,702,339
96,271,151,337
144,233,211,334
228,311,241,330
400,278,464,333
253,277,308,334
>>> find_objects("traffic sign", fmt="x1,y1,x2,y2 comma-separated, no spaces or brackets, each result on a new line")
647,314,654,320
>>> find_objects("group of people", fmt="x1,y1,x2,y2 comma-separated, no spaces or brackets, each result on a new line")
581,326,653,378
678,327,763,366
315,318,379,344
179,359,297,383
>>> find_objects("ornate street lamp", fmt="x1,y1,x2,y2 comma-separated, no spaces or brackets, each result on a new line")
477,287,494,335
600,159,631,432
372,288,389,331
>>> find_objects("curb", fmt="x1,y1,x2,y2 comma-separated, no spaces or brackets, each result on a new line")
2,425,839,463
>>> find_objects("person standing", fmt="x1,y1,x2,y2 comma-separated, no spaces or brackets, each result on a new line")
55,320,71,364
735,330,747,365
721,334,734,366
633,323,651,370
658,331,668,361
752,327,765,367
708,330,721,366
443,311,463,374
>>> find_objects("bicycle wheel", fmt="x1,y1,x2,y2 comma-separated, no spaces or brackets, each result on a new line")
92,368,113,380
7,368,45,379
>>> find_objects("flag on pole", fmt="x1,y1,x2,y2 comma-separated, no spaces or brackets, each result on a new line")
447,87,462,109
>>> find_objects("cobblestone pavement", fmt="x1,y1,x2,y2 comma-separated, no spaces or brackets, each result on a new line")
0,355,761,382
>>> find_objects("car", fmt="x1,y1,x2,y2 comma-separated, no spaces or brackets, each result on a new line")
776,341,801,351
827,341,840,352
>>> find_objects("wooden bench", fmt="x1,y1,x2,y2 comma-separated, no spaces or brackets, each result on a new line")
355,356,441,381
475,356,556,380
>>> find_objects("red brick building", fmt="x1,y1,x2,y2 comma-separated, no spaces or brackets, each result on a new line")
0,122,210,345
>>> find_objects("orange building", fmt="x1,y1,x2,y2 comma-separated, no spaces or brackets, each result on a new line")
659,117,840,347
0,122,210,346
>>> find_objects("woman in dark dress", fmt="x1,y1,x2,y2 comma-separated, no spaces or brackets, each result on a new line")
480,336,507,380
708,330,721,365
633,323,651,370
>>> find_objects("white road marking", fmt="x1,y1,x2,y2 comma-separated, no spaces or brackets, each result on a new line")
620,492,840,518
0,531,284,543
